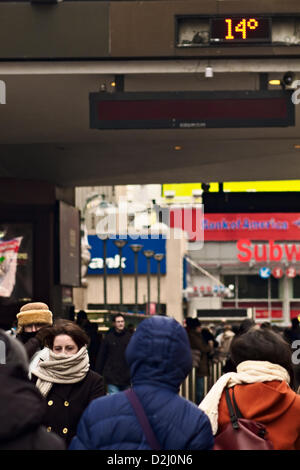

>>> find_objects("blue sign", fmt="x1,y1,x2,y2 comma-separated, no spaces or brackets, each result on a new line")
87,235,166,275
259,267,271,279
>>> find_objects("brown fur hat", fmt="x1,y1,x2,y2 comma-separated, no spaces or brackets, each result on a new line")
17,302,53,328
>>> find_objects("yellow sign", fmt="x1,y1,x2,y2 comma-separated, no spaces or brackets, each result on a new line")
162,181,300,196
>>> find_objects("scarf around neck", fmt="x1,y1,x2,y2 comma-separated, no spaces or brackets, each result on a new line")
199,360,290,435
32,346,89,397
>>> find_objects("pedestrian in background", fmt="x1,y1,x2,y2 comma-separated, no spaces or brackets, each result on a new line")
95,313,132,394
0,330,65,450
186,317,212,404
69,316,214,450
31,319,104,446
199,327,300,450
76,310,102,370
16,302,53,378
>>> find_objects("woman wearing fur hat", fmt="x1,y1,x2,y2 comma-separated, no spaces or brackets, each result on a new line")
0,330,65,450
16,302,53,377
31,319,105,446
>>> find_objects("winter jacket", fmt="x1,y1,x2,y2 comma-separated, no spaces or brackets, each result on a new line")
69,316,214,450
95,328,132,387
0,364,65,450
32,369,104,446
217,330,235,361
218,381,300,450
187,329,212,377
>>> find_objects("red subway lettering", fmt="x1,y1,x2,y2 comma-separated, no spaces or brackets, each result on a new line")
254,245,267,261
237,239,252,262
269,241,283,261
285,244,300,262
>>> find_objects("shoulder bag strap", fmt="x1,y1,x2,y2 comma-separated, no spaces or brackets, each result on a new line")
124,388,162,450
231,387,243,419
225,388,240,430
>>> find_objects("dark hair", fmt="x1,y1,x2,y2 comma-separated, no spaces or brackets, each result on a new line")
112,314,125,322
236,319,256,337
260,321,272,330
43,319,89,350
185,317,201,330
230,327,294,387
292,318,300,329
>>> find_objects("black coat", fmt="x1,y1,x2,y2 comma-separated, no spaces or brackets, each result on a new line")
32,369,104,446
95,329,132,387
0,365,65,450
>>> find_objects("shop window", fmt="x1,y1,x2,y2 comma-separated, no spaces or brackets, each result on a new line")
293,277,300,298
270,277,279,299
238,275,267,298
223,275,279,299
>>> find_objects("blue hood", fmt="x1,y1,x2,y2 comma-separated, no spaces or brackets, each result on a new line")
126,316,192,392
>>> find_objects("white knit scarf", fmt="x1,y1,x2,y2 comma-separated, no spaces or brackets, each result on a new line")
199,360,290,435
32,346,89,398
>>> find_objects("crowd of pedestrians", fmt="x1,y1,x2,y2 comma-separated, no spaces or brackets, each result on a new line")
1,302,300,450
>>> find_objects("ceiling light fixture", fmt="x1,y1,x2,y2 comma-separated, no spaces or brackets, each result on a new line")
269,79,281,86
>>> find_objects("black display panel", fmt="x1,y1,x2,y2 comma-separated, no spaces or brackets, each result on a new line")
58,202,81,287
210,17,271,43
90,90,295,129
197,309,249,318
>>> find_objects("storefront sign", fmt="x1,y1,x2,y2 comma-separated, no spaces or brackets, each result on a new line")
204,213,300,241
87,235,166,275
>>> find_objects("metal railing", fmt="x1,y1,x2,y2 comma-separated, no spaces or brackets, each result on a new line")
180,360,226,404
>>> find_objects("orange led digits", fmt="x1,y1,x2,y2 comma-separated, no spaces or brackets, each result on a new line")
247,18,259,30
225,19,234,40
235,19,247,39
225,17,259,40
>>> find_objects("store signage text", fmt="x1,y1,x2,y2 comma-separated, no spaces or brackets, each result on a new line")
89,255,126,270
237,239,300,262
204,213,300,241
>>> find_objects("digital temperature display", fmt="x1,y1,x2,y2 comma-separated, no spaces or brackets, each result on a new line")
210,17,271,43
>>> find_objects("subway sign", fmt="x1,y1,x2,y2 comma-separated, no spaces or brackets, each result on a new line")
237,239,300,262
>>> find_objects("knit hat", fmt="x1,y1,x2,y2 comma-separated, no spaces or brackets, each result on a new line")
17,302,53,328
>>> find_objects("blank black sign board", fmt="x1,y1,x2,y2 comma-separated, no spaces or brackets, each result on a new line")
89,90,295,130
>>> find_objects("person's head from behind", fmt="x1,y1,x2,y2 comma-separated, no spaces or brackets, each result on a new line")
230,327,294,386
185,317,201,332
0,329,28,378
16,302,53,334
223,323,232,332
260,321,272,330
236,318,257,336
76,310,88,326
113,314,125,333
42,319,89,356
291,318,300,329
126,316,192,391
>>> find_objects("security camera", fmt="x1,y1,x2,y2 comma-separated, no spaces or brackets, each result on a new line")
282,72,295,88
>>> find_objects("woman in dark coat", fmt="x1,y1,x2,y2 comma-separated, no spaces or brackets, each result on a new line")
0,330,65,450
31,320,105,446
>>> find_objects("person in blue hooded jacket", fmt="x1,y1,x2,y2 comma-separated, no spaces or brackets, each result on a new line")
69,316,214,450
